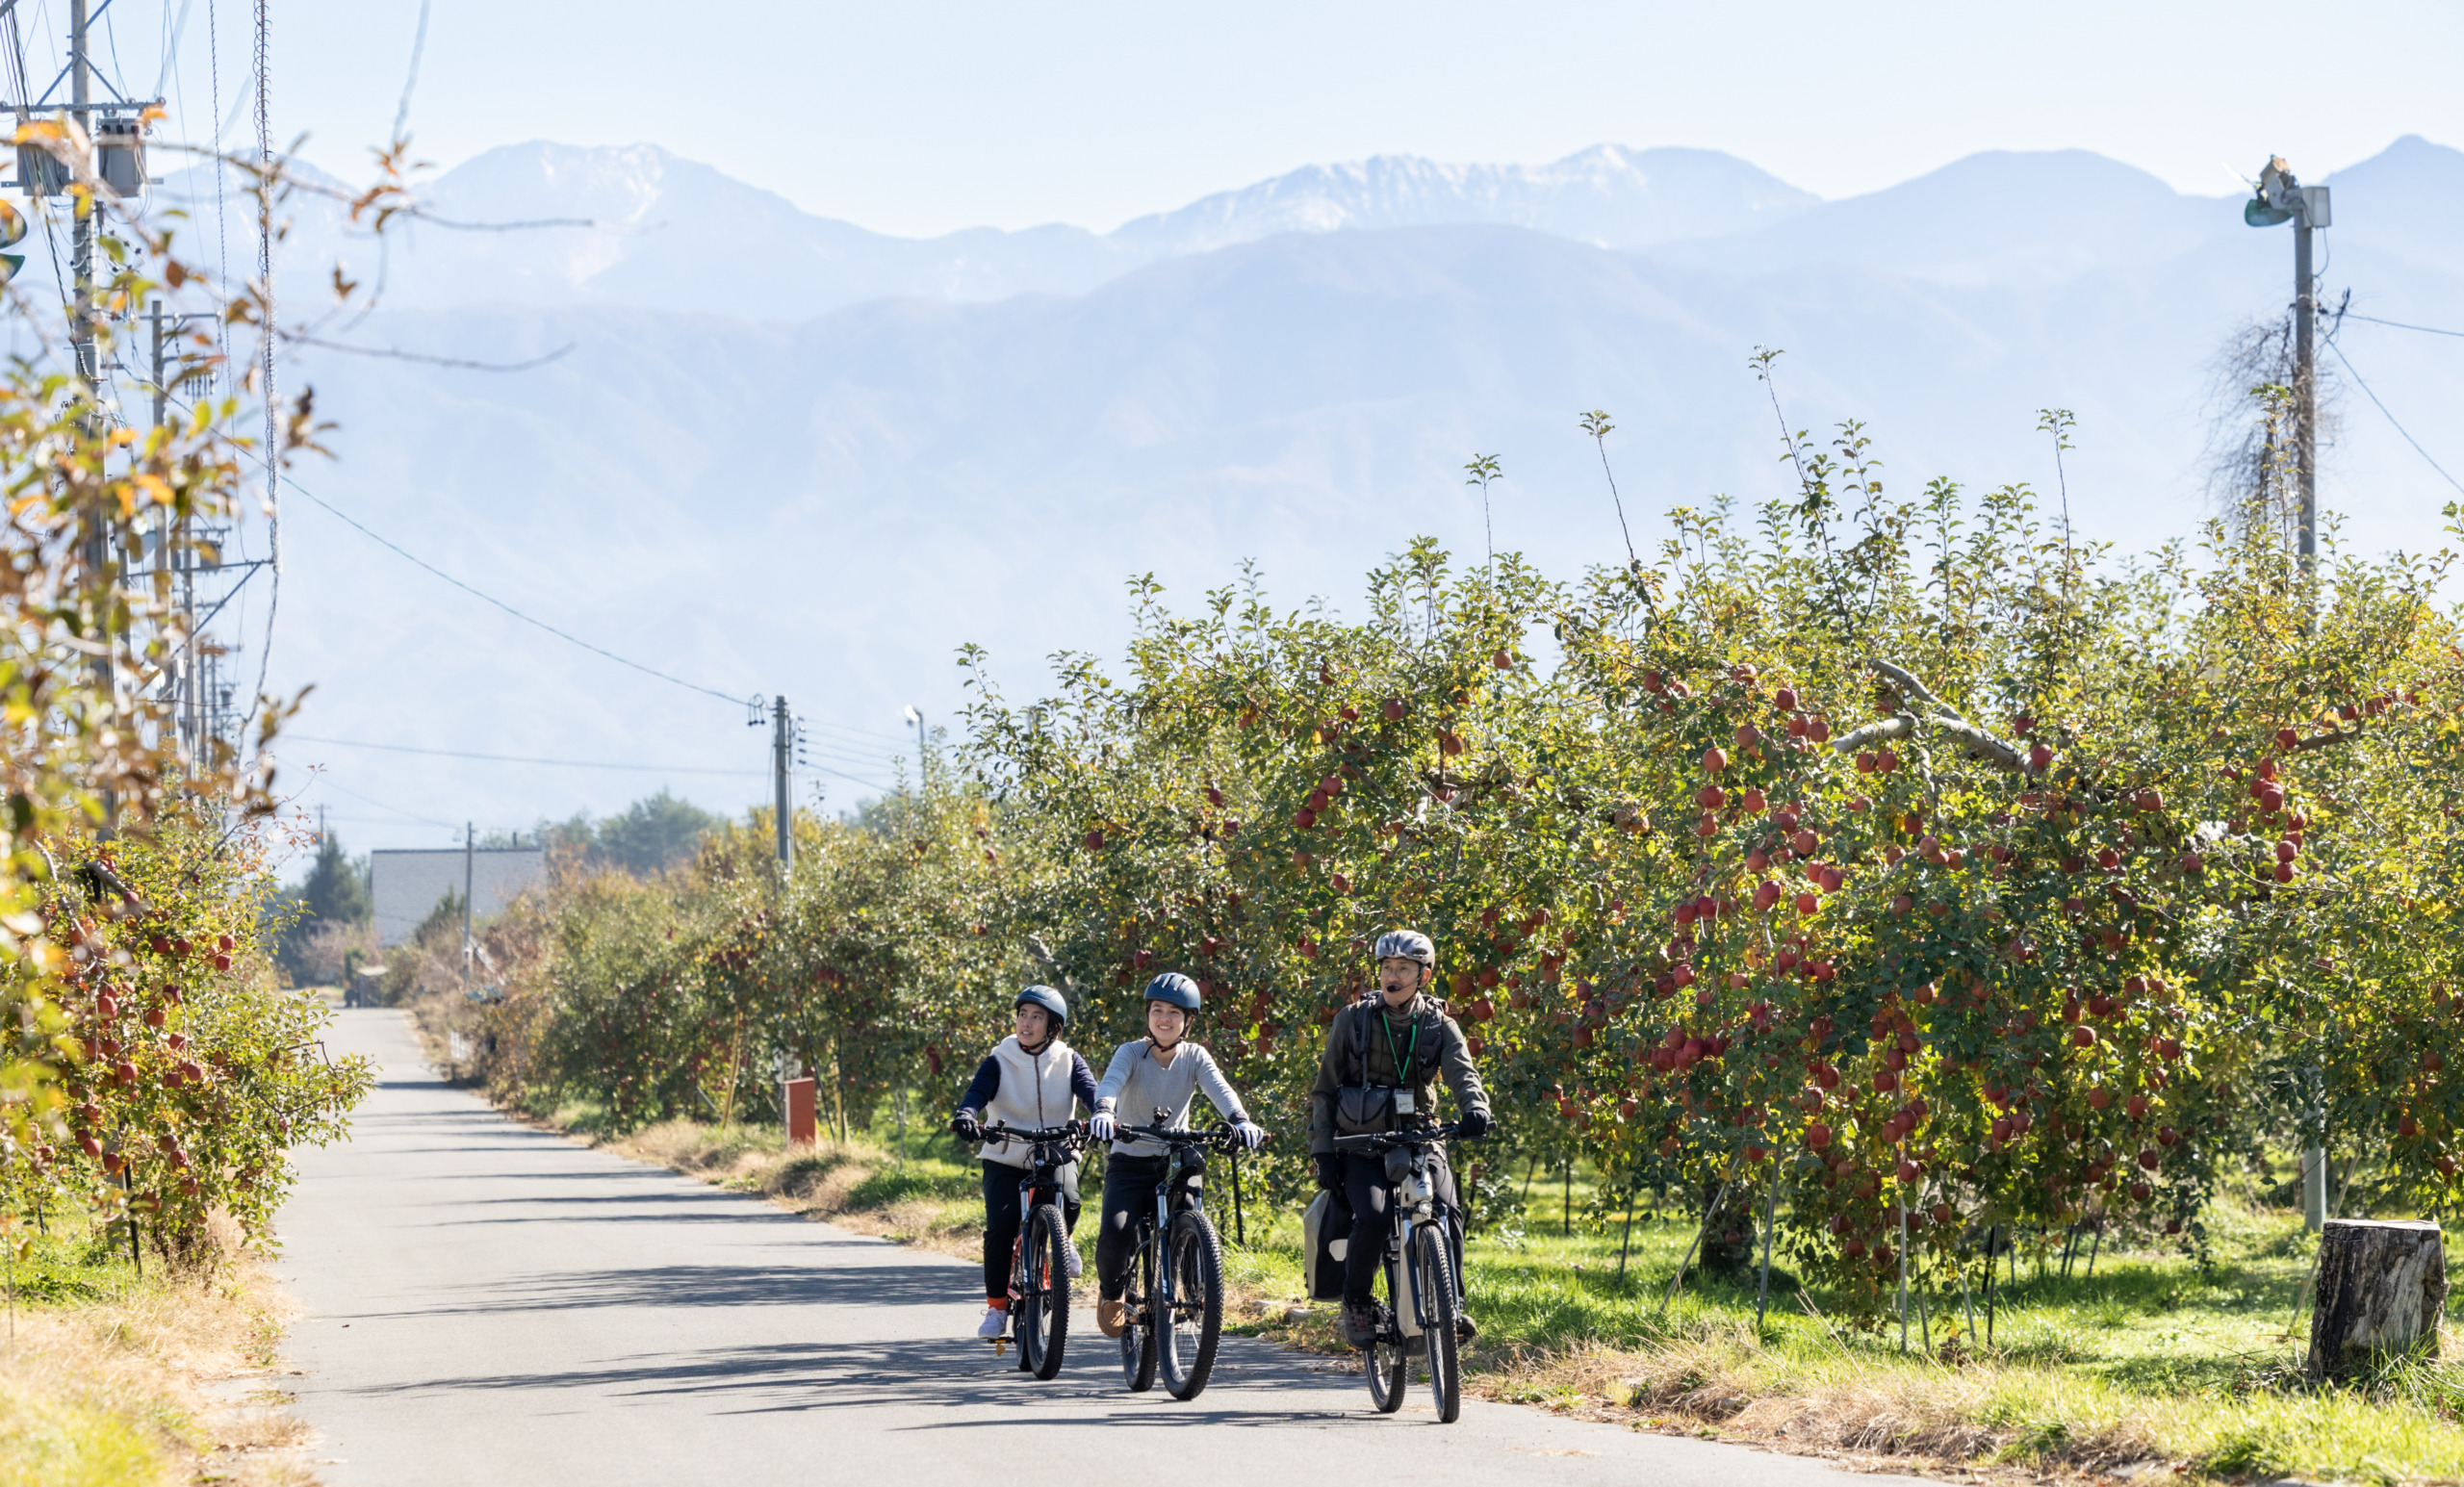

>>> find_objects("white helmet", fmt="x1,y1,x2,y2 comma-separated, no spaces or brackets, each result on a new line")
1374,929,1436,966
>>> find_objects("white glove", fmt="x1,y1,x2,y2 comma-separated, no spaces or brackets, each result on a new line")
1089,1111,1116,1141
1234,1120,1267,1151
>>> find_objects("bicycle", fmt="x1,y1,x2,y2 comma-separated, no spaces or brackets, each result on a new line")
1330,1121,1476,1423
1110,1119,1262,1400
981,1121,1089,1380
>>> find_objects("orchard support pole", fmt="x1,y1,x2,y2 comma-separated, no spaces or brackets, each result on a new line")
1755,1181,1779,1330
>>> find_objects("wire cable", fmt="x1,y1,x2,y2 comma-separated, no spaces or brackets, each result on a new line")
303,774,458,830
285,733,765,778
280,469,747,705
2323,337,2464,498
2341,311,2464,341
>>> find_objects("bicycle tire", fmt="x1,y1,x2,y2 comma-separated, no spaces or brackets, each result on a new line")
1020,1203,1071,1380
1160,1209,1223,1399
1415,1224,1463,1423
1119,1224,1160,1393
1370,1250,1409,1408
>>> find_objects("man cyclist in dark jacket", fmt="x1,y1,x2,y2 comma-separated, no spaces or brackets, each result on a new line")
1309,929,1491,1346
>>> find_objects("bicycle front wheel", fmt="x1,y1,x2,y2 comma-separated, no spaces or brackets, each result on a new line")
1414,1223,1462,1423
1120,1225,1159,1393
1160,1209,1224,1400
1019,1203,1071,1380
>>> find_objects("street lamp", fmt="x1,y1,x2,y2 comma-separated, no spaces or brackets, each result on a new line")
903,705,927,787
2242,156,2332,568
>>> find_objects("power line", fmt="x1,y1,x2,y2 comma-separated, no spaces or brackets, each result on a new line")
2323,337,2464,498
303,775,458,830
285,475,746,706
2342,311,2464,341
160,387,753,709
284,734,766,777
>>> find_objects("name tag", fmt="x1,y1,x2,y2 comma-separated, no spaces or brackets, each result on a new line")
1395,1090,1416,1115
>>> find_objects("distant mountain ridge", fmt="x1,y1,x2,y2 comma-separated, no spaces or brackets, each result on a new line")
157,141,1817,319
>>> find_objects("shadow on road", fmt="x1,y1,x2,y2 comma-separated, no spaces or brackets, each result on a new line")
355,1258,964,1319
381,1332,1357,1426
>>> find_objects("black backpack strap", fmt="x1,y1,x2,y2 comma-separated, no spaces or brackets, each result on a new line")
1350,1000,1374,1088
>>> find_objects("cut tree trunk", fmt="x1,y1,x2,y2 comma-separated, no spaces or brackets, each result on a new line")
2307,1218,2448,1380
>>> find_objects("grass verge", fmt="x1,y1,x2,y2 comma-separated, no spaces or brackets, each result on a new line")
0,1217,315,1487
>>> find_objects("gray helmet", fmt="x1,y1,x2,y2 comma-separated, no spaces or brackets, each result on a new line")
1014,985,1068,1029
1374,930,1436,967
1142,972,1202,1011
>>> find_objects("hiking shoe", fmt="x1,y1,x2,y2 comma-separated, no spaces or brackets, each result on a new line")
1340,1301,1378,1347
976,1306,1008,1340
1097,1298,1127,1338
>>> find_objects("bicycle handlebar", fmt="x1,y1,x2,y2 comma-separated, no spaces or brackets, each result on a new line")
982,1121,1089,1145
1113,1121,1270,1150
1329,1121,1480,1152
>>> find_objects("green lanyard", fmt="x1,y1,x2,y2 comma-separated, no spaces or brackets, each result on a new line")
1378,1010,1419,1087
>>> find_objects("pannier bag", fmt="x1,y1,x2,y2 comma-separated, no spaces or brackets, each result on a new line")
1300,1189,1353,1301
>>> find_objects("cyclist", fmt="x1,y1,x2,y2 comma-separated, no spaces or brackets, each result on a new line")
1086,972,1266,1339
949,986,1099,1340
1309,929,1491,1347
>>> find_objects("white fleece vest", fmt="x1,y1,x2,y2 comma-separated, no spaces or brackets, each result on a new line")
981,1035,1078,1168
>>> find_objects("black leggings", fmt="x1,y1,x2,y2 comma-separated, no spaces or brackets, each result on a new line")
981,1160,1081,1300
1340,1149,1456,1303
1094,1153,1205,1300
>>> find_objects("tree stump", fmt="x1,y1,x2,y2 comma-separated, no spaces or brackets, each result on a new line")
2307,1218,2447,1380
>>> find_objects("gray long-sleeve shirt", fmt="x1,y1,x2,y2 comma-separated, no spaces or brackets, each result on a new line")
1092,1039,1250,1160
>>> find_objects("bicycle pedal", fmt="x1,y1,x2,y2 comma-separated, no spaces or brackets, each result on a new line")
989,1337,1011,1356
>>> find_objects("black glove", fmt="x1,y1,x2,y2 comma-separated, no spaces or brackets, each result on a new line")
1456,1108,1490,1141
950,1114,982,1143
1316,1153,1345,1192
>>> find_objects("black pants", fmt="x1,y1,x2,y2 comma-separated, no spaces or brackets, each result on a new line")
1095,1153,1205,1300
981,1160,1080,1300
1339,1149,1456,1304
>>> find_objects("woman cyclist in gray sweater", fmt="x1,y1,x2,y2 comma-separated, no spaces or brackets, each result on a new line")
1085,972,1265,1337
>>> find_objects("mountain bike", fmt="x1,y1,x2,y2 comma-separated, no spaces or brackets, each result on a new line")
1330,1121,1476,1423
982,1121,1088,1380
1111,1120,1262,1399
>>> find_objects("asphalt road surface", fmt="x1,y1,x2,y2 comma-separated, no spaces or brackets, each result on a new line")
279,1009,1919,1486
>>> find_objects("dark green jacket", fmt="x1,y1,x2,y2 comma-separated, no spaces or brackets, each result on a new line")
1308,992,1488,1155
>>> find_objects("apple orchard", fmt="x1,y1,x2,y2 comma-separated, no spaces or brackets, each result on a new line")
477,440,2464,1316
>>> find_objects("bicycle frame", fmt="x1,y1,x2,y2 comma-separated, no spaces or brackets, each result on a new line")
1116,1123,1231,1296
983,1123,1085,1309
1333,1127,1468,1344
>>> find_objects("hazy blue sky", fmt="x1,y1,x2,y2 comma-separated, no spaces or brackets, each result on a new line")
71,0,2464,234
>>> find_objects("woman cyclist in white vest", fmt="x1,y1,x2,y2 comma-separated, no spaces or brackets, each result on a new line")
1085,972,1267,1337
949,986,1099,1339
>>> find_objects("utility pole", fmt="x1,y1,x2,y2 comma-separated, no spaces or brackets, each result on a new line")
2245,158,2335,1228
904,705,928,786
461,822,475,990
2244,157,2331,570
772,697,794,870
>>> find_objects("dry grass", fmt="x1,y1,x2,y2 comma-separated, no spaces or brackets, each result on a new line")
0,1222,319,1487
600,1120,983,1258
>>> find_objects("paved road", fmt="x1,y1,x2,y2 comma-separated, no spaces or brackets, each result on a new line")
279,1009,1916,1486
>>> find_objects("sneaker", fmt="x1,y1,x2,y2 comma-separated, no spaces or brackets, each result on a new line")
1340,1301,1377,1347
1097,1298,1126,1338
1064,1243,1083,1281
1455,1313,1479,1344
976,1306,1008,1340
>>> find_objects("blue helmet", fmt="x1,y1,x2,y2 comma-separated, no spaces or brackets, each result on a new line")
1142,972,1202,1011
1014,985,1068,1029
